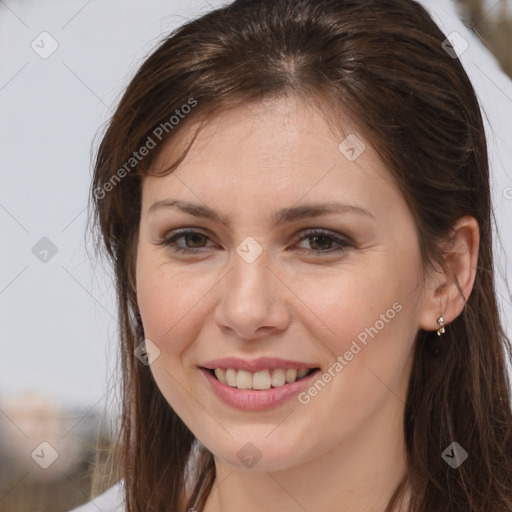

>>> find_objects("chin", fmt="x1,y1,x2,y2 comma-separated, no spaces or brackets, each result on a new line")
203,435,312,472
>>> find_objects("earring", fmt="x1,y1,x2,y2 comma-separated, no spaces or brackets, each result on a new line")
437,316,446,336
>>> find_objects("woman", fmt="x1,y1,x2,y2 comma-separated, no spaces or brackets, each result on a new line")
77,0,512,510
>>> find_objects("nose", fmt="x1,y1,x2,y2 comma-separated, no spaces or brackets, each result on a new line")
214,252,291,340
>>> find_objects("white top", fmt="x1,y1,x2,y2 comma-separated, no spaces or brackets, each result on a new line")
68,481,125,512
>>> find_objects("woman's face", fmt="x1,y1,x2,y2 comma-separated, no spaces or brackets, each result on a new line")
136,96,430,471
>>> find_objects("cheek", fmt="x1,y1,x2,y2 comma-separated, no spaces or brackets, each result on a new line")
136,248,220,357
289,256,420,436
292,250,421,368
136,254,209,420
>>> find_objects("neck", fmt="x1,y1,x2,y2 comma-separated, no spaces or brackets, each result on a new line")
202,396,409,512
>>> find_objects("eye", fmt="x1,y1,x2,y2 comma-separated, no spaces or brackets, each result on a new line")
158,229,215,253
158,228,352,256
293,229,352,255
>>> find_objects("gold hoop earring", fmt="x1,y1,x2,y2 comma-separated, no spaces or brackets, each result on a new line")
437,316,446,336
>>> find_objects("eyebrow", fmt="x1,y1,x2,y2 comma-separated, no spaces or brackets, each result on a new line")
147,199,374,227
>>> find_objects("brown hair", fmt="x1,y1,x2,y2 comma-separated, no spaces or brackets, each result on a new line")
88,0,512,510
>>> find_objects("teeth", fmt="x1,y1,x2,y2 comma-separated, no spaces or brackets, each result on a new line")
214,368,226,385
253,370,272,390
297,368,309,378
212,367,312,390
225,368,237,387
285,369,297,383
236,370,253,389
271,368,286,387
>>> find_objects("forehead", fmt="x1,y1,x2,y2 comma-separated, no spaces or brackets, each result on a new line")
143,96,398,212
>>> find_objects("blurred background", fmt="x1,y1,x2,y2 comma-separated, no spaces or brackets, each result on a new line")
0,0,511,511
459,0,512,77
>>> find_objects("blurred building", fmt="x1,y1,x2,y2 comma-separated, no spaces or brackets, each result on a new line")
0,392,109,512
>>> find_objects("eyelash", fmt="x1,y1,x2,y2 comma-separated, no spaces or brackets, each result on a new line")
158,228,352,256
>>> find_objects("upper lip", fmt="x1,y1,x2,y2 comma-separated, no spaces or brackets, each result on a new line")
200,357,319,373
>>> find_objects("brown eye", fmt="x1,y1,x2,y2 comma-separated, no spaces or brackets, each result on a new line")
181,232,208,248
308,234,334,251
294,229,352,255
159,230,214,253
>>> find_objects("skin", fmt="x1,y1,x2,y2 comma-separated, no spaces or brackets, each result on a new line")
135,96,479,512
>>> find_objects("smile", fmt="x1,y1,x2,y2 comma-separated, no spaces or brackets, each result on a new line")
199,357,321,411
211,367,315,390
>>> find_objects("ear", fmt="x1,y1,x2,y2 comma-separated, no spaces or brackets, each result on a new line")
418,216,480,333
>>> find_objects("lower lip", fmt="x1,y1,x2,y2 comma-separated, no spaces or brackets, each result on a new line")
200,368,320,411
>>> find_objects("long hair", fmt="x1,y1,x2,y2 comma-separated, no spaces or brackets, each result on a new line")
88,1,512,510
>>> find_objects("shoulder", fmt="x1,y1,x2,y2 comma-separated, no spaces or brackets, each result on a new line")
67,481,125,512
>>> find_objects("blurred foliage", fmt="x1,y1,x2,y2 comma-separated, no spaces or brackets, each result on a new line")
456,0,512,77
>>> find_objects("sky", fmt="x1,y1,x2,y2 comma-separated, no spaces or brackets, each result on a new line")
0,0,511,415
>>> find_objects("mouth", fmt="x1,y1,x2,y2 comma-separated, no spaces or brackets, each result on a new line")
199,356,322,410
198,360,322,411
202,366,320,390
